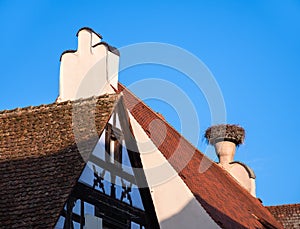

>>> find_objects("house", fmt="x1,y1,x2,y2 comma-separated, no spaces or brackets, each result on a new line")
0,27,285,229
266,204,300,229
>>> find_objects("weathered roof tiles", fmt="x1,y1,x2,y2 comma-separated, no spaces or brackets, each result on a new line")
267,204,300,229
0,94,119,228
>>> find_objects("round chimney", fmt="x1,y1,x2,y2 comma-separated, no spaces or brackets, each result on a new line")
205,124,245,167
205,124,256,197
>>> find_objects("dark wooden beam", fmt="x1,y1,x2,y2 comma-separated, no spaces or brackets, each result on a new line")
63,197,76,229
80,200,84,229
105,124,111,163
89,154,136,184
61,209,83,224
73,182,146,226
116,98,160,229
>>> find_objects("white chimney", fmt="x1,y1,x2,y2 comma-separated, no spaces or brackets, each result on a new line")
57,27,119,102
205,124,256,197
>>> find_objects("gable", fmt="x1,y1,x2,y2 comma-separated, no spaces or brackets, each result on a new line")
54,98,159,229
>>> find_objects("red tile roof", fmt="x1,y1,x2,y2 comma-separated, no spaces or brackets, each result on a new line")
267,204,300,229
0,94,118,228
119,83,283,229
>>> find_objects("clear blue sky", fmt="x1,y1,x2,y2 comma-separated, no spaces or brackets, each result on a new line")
0,0,299,206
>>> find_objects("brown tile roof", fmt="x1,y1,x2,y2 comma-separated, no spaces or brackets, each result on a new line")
267,204,300,229
0,94,118,228
119,83,283,229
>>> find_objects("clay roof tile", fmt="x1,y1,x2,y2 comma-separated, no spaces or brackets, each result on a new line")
119,83,283,229
0,94,119,227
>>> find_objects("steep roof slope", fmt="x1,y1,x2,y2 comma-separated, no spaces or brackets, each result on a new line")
267,204,300,229
119,83,283,229
0,94,118,228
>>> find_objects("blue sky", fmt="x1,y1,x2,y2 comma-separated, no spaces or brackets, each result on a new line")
0,0,299,206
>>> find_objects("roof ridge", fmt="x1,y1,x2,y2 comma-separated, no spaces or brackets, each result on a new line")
266,203,300,208
0,93,119,116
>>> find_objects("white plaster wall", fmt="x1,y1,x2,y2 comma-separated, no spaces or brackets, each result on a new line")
128,113,220,229
228,164,256,197
58,29,119,102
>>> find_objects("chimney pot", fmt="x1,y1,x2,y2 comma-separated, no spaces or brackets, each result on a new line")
205,124,256,197
77,29,93,55
214,140,236,167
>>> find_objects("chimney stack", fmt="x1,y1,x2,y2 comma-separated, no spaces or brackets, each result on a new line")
205,124,256,197
57,27,119,102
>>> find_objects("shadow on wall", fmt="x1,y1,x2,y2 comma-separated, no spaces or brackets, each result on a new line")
161,196,248,229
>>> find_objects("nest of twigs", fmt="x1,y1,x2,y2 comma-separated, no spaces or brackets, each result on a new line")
205,124,245,146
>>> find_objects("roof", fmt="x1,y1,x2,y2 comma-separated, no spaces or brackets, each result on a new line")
0,84,283,229
267,204,300,229
119,83,283,229
0,94,118,228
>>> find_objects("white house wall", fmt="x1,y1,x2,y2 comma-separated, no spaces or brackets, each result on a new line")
128,113,220,229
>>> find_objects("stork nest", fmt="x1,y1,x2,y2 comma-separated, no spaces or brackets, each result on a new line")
205,124,245,146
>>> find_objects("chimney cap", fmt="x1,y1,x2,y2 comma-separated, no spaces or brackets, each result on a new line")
76,27,103,39
205,124,245,146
